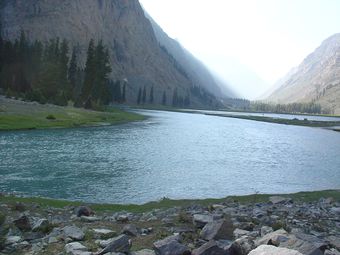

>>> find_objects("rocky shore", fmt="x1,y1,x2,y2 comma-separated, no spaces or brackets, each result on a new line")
0,194,339,255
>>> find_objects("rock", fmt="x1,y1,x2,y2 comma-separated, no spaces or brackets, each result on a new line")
192,240,226,255
280,233,328,255
13,214,31,231
200,219,234,241
116,215,129,223
80,216,101,222
63,226,85,241
75,206,94,217
228,236,255,255
48,236,59,244
269,196,292,204
96,234,130,255
327,236,340,250
5,236,21,245
248,245,303,255
260,226,273,237
32,218,49,232
132,249,156,255
193,214,214,228
233,228,250,239
255,229,290,246
93,228,116,239
324,249,340,255
65,242,89,255
122,224,138,237
153,235,189,255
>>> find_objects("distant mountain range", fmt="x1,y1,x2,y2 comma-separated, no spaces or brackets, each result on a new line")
0,0,234,107
265,33,340,114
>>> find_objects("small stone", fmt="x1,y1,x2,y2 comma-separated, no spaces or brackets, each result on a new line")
248,245,303,255
96,234,130,255
122,224,138,236
193,214,214,228
93,228,116,239
228,236,255,255
269,196,292,204
63,226,85,241
5,236,21,245
233,228,251,239
75,206,94,217
65,242,88,255
153,235,189,255
132,249,156,255
324,249,340,255
192,240,226,255
32,218,49,232
116,215,129,223
260,226,273,237
255,229,289,246
80,216,101,222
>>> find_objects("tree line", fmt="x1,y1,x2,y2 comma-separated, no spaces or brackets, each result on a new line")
0,31,126,109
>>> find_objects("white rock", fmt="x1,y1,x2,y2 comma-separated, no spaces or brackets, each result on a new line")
65,242,90,255
248,245,303,255
5,236,21,245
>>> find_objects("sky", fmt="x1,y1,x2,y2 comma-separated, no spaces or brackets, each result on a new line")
140,0,340,99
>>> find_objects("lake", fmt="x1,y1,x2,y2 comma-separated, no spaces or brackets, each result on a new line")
0,110,340,204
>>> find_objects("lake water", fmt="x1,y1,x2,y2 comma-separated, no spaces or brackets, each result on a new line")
0,110,340,204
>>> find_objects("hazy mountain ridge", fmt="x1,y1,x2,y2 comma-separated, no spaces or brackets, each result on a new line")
144,12,236,98
0,0,222,107
266,33,340,114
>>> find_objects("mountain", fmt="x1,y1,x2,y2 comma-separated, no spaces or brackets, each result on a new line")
144,12,235,98
266,33,340,114
0,0,222,107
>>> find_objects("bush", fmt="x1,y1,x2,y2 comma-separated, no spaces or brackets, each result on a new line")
46,114,56,120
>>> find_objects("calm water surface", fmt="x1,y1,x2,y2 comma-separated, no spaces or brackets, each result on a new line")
0,110,340,204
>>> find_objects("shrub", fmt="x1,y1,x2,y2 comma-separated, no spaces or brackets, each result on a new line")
46,114,56,120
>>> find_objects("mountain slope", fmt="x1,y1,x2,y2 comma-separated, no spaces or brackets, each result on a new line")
0,0,219,107
144,12,236,98
266,33,340,114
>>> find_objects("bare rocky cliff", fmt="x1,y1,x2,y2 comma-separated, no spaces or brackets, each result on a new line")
266,33,340,114
0,0,219,106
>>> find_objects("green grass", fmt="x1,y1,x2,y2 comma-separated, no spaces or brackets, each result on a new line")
1,190,339,213
0,103,145,131
205,113,340,128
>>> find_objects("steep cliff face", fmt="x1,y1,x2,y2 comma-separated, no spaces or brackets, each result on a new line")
266,33,340,114
0,0,217,106
144,12,235,98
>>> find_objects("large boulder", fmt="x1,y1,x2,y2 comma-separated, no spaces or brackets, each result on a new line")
96,234,130,255
153,235,190,255
63,226,85,241
200,219,234,241
13,215,31,231
122,224,139,237
280,233,328,255
193,214,214,228
65,242,90,255
255,229,290,246
228,236,255,255
192,240,227,255
248,245,303,255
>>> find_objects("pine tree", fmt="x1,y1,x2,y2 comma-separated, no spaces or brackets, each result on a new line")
142,86,146,104
68,48,77,99
80,39,96,106
122,83,126,102
137,87,142,104
172,88,178,107
162,91,167,105
149,86,154,104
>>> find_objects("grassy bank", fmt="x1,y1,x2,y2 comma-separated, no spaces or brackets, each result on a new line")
204,113,340,128
0,97,145,131
1,190,339,213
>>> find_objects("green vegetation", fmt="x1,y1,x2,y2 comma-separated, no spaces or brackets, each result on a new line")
204,113,340,128
1,190,338,213
0,99,144,131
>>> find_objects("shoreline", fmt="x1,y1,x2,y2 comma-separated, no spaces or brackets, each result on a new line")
0,189,339,254
1,189,339,212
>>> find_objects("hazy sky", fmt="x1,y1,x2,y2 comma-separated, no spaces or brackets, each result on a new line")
140,0,340,99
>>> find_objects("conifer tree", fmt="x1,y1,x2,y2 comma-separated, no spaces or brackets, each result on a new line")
137,87,142,104
149,86,154,104
162,90,167,105
142,86,146,104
